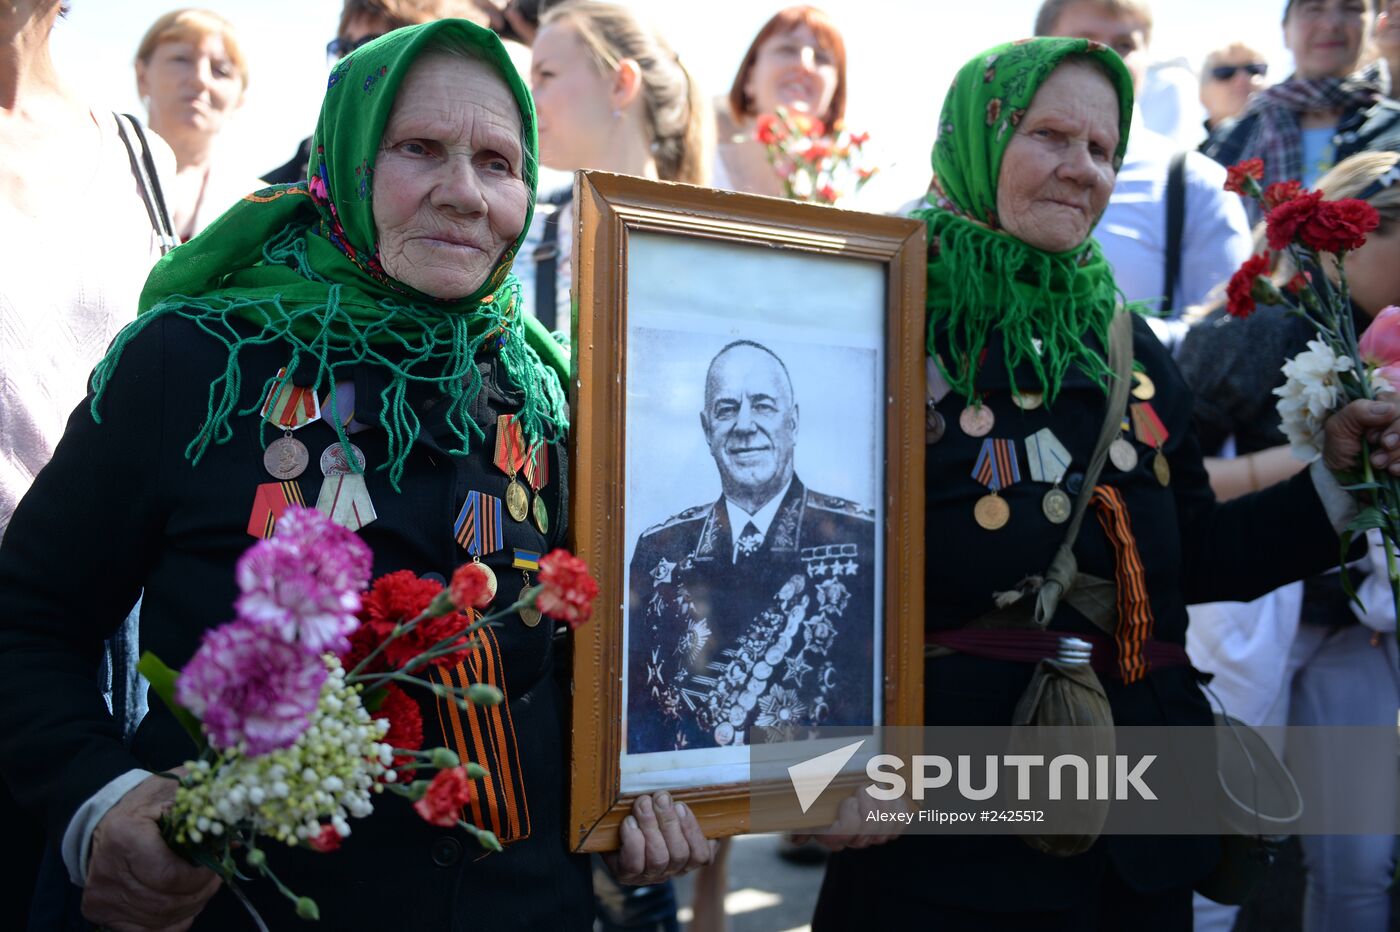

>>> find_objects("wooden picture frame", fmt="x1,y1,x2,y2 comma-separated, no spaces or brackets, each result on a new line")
566,171,926,852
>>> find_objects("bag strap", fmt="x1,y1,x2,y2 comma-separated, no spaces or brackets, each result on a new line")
1161,151,1188,316
1033,308,1135,628
113,112,178,255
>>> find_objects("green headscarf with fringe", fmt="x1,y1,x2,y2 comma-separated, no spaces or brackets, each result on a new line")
913,37,1136,404
90,19,567,490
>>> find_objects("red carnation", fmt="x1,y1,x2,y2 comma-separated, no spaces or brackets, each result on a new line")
413,767,474,827
449,562,496,611
357,570,477,671
1298,198,1380,253
1266,190,1324,250
817,184,840,204
410,611,477,670
535,549,599,630
362,570,440,630
1224,158,1264,195
1262,180,1304,211
1226,252,1271,318
1285,271,1309,294
340,623,382,675
850,131,870,147
754,113,785,146
308,824,341,853
377,684,424,778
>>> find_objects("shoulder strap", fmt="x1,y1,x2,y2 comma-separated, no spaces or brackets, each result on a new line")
113,113,178,254
1162,151,1188,316
1033,309,1135,628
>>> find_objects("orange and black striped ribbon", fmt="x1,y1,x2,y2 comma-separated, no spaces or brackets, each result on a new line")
1089,485,1154,683
432,623,530,845
246,481,305,539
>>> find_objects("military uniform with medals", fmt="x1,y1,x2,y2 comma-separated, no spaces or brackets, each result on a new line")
626,477,876,753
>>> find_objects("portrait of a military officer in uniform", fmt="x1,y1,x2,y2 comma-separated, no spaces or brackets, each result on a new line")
626,340,877,754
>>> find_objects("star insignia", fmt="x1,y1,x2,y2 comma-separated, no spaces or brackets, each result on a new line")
651,557,677,584
783,653,812,686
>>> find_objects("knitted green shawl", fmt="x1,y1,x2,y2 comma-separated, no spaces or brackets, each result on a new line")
914,37,1136,404
90,19,567,490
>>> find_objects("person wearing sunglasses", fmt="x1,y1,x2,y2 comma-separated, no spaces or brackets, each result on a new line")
1203,0,1400,223
262,0,486,185
1200,43,1270,132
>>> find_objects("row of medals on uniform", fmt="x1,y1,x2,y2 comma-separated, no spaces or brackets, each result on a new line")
924,357,1170,531
256,370,547,627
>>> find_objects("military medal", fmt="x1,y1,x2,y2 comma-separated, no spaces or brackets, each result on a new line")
319,441,366,477
1026,428,1073,525
926,407,946,444
1011,390,1044,411
1109,417,1138,472
260,368,321,481
246,481,305,539
1131,402,1171,487
263,433,309,480
959,401,995,438
521,440,550,534
1131,370,1156,401
494,415,530,522
971,438,1021,531
926,355,952,405
316,473,376,531
512,550,542,627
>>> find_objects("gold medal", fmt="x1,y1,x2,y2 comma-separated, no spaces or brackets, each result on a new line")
505,478,529,522
1109,438,1138,472
974,493,1010,530
1042,487,1072,524
1131,371,1156,401
532,494,549,534
263,433,308,480
959,403,995,437
1012,390,1043,411
1153,450,1171,486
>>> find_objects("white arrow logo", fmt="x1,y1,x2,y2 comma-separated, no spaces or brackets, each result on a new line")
787,739,866,813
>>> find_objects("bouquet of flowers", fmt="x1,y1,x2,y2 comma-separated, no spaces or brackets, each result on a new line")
137,506,598,927
1222,157,1400,630
753,106,877,206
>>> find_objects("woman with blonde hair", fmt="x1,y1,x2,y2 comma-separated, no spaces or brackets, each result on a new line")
1178,149,1400,932
135,8,265,239
518,0,709,330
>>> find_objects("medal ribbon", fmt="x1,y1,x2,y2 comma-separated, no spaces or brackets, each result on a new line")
972,438,1021,492
1025,428,1071,485
454,490,505,555
1130,402,1169,450
521,441,549,492
246,481,305,539
261,367,320,430
512,548,540,571
494,414,526,477
1090,485,1155,684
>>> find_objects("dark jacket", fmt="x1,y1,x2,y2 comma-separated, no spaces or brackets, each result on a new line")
814,313,1345,921
0,315,592,930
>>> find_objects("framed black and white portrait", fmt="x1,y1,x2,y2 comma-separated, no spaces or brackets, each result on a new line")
567,173,925,851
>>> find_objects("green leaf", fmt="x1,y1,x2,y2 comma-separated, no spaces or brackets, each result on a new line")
1346,506,1388,535
137,651,206,751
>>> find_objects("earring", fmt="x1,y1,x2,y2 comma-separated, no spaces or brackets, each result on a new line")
612,108,622,120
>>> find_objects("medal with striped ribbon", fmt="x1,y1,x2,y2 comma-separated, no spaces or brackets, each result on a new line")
454,490,505,593
521,441,550,534
494,415,530,522
1130,402,1171,486
971,438,1021,531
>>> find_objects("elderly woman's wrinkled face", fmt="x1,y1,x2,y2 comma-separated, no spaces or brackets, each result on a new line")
745,24,839,120
995,62,1119,254
137,32,244,140
1285,0,1371,80
373,53,528,300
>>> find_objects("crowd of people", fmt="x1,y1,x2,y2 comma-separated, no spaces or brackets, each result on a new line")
3,0,1400,930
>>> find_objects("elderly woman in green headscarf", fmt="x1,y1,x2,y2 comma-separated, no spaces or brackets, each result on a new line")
0,20,711,931
809,38,1400,929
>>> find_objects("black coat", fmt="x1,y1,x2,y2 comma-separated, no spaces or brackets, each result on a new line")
0,315,592,930
814,313,1346,921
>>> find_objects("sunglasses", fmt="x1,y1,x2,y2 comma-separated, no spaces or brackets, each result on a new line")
1209,62,1269,81
326,33,384,60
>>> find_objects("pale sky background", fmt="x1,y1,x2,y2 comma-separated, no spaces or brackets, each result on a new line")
52,0,1295,209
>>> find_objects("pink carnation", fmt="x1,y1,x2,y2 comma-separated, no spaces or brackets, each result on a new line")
1360,306,1400,367
235,506,372,654
176,618,327,755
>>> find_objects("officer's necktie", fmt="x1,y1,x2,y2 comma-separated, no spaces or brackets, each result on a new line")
734,521,763,562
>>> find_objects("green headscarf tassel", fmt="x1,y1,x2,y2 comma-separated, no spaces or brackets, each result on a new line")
914,37,1137,405
90,20,567,490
